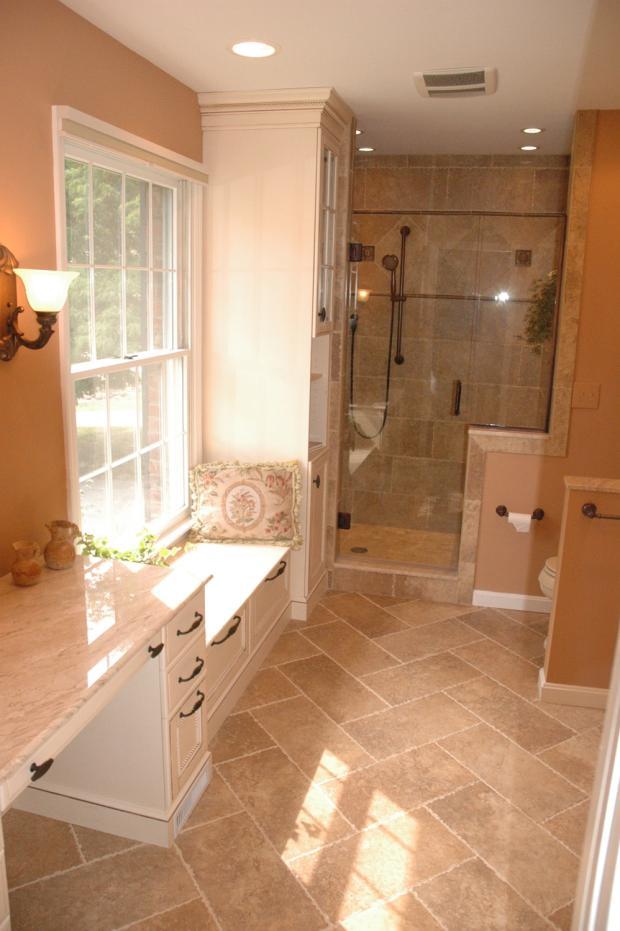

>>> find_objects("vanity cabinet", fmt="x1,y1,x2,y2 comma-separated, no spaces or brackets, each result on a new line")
199,88,354,619
307,450,328,594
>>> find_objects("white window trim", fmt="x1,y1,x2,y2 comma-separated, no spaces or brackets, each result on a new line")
52,106,205,544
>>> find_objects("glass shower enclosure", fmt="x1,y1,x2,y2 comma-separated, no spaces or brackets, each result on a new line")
338,209,565,570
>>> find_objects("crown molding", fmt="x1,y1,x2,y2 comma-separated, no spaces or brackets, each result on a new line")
198,87,354,133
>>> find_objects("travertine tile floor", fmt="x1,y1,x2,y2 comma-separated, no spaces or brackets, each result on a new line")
4,592,604,930
336,525,460,570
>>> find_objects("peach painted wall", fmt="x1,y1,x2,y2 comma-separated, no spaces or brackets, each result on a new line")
475,111,620,595
0,0,201,573
545,486,620,689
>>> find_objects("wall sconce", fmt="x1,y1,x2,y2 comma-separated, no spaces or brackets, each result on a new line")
0,244,78,362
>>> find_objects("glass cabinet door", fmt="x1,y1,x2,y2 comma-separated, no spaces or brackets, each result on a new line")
316,143,337,332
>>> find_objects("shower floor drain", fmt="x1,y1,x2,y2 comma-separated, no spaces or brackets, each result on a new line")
351,546,369,554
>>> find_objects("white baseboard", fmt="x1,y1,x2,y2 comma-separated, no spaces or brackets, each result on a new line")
538,668,608,709
290,571,328,621
473,589,551,613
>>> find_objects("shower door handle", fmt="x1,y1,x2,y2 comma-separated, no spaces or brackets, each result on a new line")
452,380,462,416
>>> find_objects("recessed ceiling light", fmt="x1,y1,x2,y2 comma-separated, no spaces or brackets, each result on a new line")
522,127,544,134
520,145,538,151
358,146,374,153
355,129,363,136
231,40,277,58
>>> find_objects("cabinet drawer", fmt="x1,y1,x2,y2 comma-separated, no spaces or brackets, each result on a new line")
251,558,290,650
168,641,208,714
204,606,249,702
169,679,207,799
166,592,205,666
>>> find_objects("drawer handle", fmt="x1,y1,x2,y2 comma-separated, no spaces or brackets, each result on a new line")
265,560,287,582
179,689,205,719
313,475,321,488
211,615,242,646
177,611,203,637
148,642,164,658
30,758,54,782
178,656,205,684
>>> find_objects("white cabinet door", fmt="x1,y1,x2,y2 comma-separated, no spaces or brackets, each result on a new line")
307,451,328,594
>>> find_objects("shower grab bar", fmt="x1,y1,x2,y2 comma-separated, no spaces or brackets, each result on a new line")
582,503,620,521
452,379,462,416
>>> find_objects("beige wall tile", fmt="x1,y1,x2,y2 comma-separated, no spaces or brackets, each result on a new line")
252,695,372,783
430,782,579,915
440,723,585,822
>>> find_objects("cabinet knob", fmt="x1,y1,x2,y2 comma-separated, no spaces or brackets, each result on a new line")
318,307,327,322
30,758,54,782
148,642,164,658
313,475,321,488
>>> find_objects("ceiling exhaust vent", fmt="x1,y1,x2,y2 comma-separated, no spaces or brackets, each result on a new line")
414,67,497,99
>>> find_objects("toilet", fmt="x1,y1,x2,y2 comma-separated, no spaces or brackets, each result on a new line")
538,555,559,600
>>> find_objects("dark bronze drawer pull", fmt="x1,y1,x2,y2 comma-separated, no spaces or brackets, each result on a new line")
313,475,321,488
178,656,205,684
265,560,287,582
179,690,205,719
211,615,242,646
148,642,164,658
30,758,54,782
177,611,203,637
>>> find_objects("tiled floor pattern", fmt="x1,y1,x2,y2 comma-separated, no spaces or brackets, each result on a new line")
336,525,460,570
4,592,604,930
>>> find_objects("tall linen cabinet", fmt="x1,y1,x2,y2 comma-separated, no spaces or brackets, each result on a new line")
199,89,354,618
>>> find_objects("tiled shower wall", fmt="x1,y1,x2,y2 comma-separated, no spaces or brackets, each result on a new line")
340,154,569,543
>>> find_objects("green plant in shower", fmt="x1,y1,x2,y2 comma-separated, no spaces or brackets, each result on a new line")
520,270,558,355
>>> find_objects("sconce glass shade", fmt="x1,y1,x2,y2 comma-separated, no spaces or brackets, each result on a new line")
14,268,79,313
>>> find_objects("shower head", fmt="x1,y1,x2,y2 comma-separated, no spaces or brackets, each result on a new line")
382,254,399,271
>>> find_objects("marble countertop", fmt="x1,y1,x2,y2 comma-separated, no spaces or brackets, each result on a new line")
0,542,289,797
0,555,208,792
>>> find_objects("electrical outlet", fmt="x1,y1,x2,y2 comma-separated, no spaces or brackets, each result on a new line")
572,382,601,409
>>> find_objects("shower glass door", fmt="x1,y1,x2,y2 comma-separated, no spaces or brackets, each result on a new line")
338,209,565,569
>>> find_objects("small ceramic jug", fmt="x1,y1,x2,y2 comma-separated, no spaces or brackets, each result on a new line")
44,520,80,570
11,541,44,587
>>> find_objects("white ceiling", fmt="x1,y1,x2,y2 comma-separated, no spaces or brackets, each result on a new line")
62,0,620,154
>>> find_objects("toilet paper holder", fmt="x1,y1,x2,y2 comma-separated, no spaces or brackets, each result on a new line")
496,505,544,521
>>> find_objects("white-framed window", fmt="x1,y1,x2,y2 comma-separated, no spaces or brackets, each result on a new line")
56,114,204,546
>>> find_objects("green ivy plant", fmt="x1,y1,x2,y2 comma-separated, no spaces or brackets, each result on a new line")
520,270,558,355
77,529,183,567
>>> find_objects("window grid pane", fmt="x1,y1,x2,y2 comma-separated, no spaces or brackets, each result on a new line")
66,149,189,544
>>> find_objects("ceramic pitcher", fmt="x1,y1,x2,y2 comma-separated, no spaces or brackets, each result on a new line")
44,520,80,570
11,541,44,587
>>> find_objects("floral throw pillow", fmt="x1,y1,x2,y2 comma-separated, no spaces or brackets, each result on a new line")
190,461,303,548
